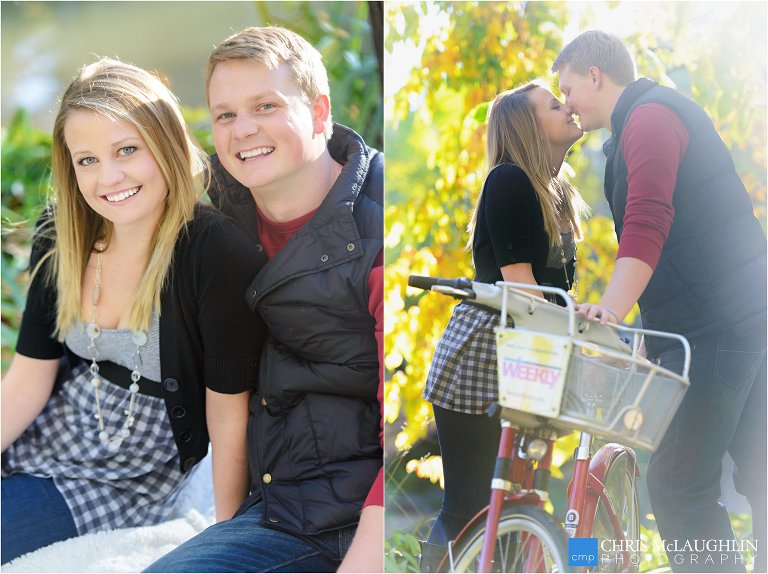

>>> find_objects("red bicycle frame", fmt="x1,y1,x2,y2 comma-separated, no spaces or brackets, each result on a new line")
478,422,556,571
471,422,639,573
567,439,640,571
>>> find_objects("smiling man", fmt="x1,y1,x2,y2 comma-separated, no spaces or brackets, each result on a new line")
145,26,383,573
553,30,767,573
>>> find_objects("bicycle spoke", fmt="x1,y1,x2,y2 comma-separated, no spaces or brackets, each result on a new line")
524,533,545,571
499,527,513,570
451,506,568,573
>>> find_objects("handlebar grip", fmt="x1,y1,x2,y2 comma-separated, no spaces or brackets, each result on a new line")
408,275,440,290
408,275,474,291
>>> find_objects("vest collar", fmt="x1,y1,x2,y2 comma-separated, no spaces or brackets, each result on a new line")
307,124,371,230
247,124,373,301
208,124,371,241
603,78,658,158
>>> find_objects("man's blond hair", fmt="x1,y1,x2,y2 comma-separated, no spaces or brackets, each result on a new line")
552,30,635,86
206,26,333,138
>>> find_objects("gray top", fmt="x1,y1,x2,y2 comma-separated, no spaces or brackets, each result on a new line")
546,231,576,269
64,311,161,382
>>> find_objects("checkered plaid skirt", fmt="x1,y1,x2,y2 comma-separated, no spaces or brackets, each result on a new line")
2,363,189,535
423,303,501,415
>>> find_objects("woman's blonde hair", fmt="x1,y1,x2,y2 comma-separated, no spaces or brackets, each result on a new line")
467,80,589,252
48,58,207,338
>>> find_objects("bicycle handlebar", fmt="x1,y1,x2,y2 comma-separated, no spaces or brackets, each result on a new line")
408,275,473,292
408,275,692,378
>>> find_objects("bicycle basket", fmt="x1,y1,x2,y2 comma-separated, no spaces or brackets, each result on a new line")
496,328,688,451
555,345,688,450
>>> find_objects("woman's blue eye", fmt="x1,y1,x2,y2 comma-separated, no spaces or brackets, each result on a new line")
261,103,276,111
217,112,234,121
78,156,97,166
119,146,137,156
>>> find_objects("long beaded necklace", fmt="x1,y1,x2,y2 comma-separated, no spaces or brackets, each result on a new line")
559,221,578,300
560,244,578,300
86,241,147,451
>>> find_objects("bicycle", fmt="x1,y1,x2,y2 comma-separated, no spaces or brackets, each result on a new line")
409,276,691,573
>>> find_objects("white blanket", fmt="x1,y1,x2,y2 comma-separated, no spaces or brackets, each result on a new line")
3,454,215,573
3,510,213,573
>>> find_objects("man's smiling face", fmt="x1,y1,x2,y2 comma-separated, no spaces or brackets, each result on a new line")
208,59,323,193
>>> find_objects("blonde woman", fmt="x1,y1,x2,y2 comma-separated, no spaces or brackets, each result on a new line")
419,81,588,571
0,59,265,563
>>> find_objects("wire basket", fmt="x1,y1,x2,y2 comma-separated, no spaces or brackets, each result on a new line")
495,332,689,451
489,282,690,452
551,345,688,450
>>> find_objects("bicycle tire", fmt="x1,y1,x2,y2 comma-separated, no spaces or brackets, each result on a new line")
590,451,640,573
447,504,569,573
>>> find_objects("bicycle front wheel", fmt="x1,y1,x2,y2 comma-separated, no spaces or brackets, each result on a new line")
448,505,569,573
591,450,640,572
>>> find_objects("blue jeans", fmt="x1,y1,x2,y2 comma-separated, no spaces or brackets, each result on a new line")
1,473,79,564
144,502,357,572
646,327,767,573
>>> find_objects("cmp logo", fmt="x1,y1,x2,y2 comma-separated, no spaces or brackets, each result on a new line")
569,537,599,567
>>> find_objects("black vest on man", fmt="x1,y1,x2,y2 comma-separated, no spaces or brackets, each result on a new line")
209,124,383,534
603,79,766,354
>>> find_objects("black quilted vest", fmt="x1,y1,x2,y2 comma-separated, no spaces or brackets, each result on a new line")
209,124,383,534
604,79,766,354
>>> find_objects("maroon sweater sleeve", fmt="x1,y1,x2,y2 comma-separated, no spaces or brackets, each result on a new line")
363,250,384,508
617,103,689,270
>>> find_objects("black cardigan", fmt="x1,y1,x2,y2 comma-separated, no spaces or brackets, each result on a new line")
472,163,573,293
16,205,265,472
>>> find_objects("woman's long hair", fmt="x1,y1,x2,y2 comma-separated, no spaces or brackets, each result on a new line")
467,80,589,252
47,58,208,338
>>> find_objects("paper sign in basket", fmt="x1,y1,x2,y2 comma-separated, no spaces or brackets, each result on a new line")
495,329,572,418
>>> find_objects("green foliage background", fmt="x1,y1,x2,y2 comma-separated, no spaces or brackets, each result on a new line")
1,1,382,369
384,2,766,572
